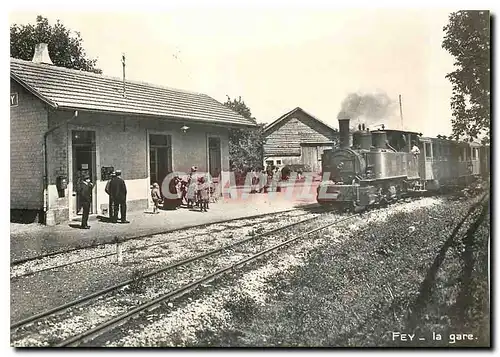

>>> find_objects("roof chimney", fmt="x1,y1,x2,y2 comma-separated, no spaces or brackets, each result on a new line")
32,43,53,65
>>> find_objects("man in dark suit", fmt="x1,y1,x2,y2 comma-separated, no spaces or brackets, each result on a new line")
105,171,116,219
110,169,129,223
79,175,93,229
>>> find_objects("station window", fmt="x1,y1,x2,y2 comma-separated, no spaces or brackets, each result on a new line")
276,160,282,165
425,143,432,158
266,160,274,166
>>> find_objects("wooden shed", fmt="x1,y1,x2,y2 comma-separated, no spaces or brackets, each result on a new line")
263,107,338,173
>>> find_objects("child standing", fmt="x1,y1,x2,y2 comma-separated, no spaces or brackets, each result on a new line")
198,176,210,212
151,182,162,213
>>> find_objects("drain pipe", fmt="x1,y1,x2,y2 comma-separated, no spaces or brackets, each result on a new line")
43,110,79,216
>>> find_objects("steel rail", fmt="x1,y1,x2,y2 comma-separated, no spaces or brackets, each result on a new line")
67,193,489,346
10,211,325,330
11,210,315,280
11,205,318,266
57,213,359,347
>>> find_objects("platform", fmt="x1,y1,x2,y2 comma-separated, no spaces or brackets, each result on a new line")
10,185,319,263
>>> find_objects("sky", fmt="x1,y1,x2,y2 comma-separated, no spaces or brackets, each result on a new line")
6,5,479,137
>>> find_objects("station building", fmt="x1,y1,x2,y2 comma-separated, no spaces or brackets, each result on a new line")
10,45,255,225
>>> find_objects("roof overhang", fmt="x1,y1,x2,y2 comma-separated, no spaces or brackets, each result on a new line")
264,153,302,157
54,105,258,129
10,72,58,108
300,142,336,146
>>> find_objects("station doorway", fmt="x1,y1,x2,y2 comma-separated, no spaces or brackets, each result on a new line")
72,130,96,216
208,137,221,179
149,134,172,195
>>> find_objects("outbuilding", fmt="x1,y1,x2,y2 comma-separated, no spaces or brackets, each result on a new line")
263,107,338,173
10,44,255,225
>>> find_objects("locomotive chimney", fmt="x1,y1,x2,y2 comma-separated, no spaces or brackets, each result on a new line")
338,117,351,149
32,43,53,65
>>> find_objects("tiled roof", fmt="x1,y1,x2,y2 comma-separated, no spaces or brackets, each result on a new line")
10,58,256,127
264,107,337,134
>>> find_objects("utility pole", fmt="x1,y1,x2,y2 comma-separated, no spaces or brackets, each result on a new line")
399,94,404,130
122,53,126,98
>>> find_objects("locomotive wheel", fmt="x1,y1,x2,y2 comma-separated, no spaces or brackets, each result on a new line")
395,186,403,201
350,200,366,212
380,197,390,207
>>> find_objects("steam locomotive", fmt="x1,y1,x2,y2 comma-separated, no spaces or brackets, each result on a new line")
316,117,488,209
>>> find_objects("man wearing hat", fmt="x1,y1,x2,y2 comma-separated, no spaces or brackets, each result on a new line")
105,171,116,220
109,169,129,223
79,174,93,229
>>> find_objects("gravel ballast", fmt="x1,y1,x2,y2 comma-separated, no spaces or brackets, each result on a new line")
12,191,489,347
87,195,490,347
10,209,317,324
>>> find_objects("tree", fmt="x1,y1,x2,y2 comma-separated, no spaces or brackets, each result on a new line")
223,96,266,173
442,11,490,144
10,15,102,74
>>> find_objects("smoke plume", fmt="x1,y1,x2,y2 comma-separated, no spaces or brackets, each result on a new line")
337,92,396,124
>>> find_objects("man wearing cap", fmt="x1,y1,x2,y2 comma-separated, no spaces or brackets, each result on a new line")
109,170,129,223
79,175,93,229
105,171,116,220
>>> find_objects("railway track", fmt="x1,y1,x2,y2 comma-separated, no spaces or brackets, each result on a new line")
11,208,321,280
11,210,359,347
11,205,320,267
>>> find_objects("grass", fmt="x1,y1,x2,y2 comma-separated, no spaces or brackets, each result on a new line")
187,195,490,347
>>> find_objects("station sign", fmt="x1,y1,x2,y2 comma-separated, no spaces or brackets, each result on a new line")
10,93,18,107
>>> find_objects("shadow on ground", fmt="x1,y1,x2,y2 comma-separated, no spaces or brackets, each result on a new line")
69,223,84,229
294,203,330,214
96,215,115,223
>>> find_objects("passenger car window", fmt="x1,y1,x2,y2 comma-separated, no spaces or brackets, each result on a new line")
425,143,432,158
